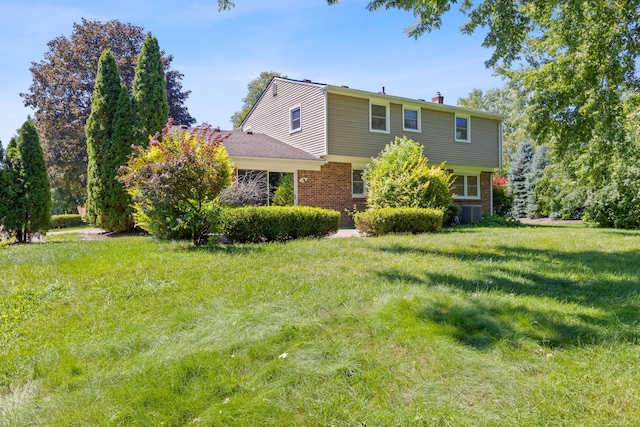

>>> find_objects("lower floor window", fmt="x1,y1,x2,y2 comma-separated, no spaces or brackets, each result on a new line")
233,170,294,206
352,169,366,197
453,174,480,198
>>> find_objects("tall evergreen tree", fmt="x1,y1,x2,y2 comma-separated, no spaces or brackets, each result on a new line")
133,33,169,144
86,50,122,228
2,120,51,243
526,145,551,218
102,86,136,231
508,140,535,218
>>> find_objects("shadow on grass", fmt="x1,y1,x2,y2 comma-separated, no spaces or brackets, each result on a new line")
191,243,266,255
376,243,640,350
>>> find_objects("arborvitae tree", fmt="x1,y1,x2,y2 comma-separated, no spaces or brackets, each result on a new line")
102,85,136,231
508,140,535,218
133,33,169,145
526,144,551,218
86,50,122,228
2,120,51,242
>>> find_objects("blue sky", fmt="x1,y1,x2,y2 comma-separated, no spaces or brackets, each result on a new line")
0,0,504,145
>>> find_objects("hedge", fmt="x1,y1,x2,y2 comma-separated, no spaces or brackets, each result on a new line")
221,206,340,243
354,207,443,236
50,214,86,229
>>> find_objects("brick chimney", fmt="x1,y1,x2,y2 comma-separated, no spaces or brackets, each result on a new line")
432,91,444,104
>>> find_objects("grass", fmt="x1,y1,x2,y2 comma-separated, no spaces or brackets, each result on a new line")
1,224,639,426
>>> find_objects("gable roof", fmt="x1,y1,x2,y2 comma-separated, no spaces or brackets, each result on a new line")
223,131,324,162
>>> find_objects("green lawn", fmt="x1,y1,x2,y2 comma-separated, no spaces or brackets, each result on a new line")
1,224,639,426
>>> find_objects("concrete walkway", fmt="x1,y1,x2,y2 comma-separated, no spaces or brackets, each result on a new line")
328,228,362,238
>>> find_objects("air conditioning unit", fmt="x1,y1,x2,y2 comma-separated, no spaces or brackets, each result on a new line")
460,205,482,224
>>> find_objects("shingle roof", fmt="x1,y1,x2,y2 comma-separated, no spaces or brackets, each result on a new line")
171,126,324,162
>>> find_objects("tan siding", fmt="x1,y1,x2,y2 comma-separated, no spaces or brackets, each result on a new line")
327,93,500,168
243,80,326,156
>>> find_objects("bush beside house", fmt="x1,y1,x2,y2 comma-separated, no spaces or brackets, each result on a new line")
354,208,443,236
222,206,340,243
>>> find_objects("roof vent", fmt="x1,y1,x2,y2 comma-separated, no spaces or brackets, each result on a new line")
303,79,311,83
418,98,425,102
341,85,349,88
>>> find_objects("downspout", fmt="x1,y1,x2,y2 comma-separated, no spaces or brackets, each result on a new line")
294,171,299,206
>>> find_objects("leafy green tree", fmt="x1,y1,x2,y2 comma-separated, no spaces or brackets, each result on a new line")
231,71,285,129
21,18,195,207
119,121,234,245
85,50,123,229
364,136,453,210
133,33,169,144
2,120,51,243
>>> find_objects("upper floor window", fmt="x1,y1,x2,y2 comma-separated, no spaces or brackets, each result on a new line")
290,105,301,133
403,106,421,132
453,174,480,199
352,169,367,197
455,114,470,142
370,101,389,133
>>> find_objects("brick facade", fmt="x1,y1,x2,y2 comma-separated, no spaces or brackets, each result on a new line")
298,163,493,226
298,162,366,227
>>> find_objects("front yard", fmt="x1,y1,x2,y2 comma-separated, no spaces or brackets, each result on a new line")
1,224,639,426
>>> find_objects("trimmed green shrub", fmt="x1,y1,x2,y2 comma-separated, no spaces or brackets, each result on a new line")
354,208,443,236
50,214,86,229
221,206,340,243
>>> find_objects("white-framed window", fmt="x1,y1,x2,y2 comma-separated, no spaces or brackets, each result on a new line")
370,101,389,133
352,169,367,197
455,114,470,142
403,105,421,132
290,105,301,133
453,174,480,199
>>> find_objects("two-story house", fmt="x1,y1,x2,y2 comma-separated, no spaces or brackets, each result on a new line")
231,77,503,226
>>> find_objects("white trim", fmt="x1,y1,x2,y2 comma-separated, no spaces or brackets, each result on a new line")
402,104,422,132
455,114,471,142
230,156,325,172
369,100,390,133
322,155,371,170
289,104,301,134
